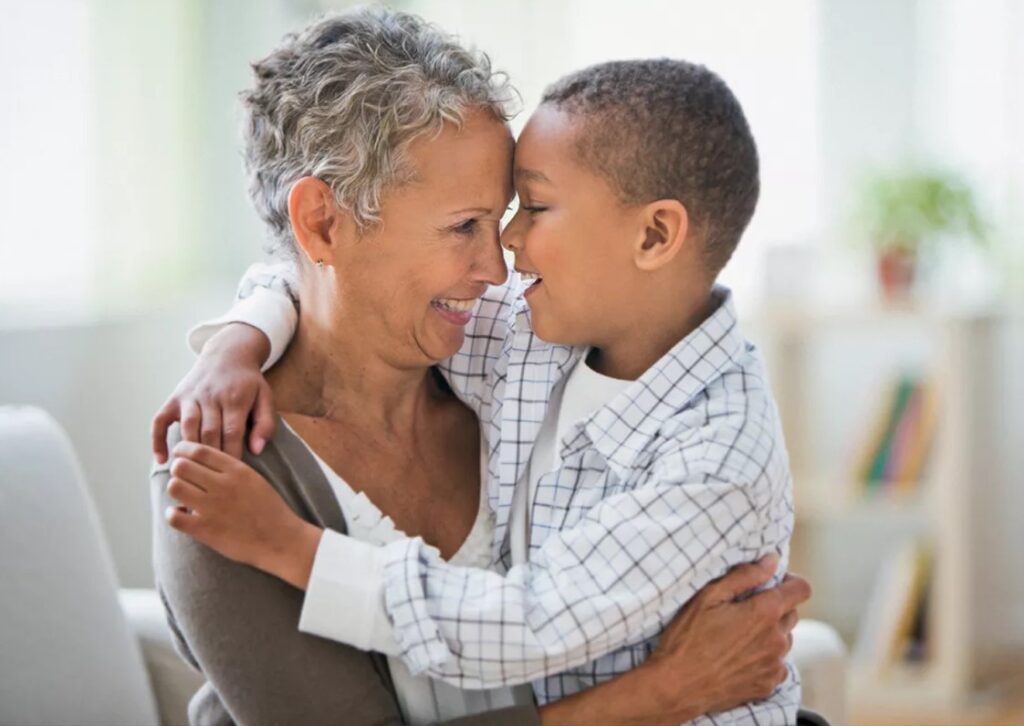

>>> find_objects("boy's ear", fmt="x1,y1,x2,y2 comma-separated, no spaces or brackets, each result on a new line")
633,199,689,272
287,177,351,267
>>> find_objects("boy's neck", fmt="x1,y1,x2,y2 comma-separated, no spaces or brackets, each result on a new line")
588,286,718,381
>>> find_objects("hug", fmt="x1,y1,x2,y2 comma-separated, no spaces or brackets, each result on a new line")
151,7,817,725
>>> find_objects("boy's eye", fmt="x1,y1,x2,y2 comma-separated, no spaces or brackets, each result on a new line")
522,206,547,214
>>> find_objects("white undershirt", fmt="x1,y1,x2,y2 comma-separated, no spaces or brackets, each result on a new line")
510,351,632,564
286,421,530,725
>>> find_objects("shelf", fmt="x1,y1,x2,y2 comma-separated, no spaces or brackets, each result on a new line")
747,300,1004,331
761,298,1022,712
793,478,929,525
848,663,960,716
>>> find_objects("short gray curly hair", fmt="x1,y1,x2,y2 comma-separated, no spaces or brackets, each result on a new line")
241,7,516,258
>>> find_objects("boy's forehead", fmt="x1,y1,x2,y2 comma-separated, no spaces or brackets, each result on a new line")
514,105,581,180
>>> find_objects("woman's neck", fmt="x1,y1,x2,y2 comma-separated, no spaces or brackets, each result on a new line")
266,311,436,434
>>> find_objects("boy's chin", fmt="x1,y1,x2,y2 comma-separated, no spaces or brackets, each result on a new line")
529,308,585,347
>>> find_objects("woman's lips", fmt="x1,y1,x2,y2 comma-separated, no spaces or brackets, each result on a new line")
431,300,474,326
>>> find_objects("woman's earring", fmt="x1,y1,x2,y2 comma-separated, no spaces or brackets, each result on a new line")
316,258,325,269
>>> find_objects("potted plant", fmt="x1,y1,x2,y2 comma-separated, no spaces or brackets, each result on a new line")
855,169,987,300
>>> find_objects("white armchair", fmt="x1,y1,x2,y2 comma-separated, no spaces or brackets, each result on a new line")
0,405,846,725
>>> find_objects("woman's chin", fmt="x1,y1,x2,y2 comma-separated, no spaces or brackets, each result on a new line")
421,327,465,364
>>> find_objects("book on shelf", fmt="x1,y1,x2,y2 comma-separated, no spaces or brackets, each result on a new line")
853,539,933,672
853,373,939,494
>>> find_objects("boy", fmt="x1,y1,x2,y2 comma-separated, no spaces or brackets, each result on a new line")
160,59,798,723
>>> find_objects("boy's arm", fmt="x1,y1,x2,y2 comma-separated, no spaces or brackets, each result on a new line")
151,262,299,464
188,262,301,372
302,468,783,690
152,266,518,463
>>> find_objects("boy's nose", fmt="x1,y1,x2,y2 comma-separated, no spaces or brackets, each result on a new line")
500,219,522,252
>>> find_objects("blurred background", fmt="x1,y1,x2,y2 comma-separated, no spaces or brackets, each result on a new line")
1,0,1022,723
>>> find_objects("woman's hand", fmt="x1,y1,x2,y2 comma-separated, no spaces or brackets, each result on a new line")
165,441,323,590
152,323,276,464
644,557,811,721
538,556,810,726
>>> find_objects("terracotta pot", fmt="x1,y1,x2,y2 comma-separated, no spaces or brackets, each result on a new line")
876,247,917,300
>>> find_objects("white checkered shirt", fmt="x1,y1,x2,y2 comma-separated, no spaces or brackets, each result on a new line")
228,264,799,725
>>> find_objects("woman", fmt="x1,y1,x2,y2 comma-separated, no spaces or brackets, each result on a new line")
152,8,807,725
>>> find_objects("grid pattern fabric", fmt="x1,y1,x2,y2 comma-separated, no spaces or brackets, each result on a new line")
232,264,799,725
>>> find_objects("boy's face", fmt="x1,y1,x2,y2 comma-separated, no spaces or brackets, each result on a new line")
502,105,643,348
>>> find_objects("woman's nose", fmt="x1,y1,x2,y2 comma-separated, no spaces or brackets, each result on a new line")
476,228,509,286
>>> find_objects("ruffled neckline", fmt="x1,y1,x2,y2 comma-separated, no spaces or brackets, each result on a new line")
282,420,494,568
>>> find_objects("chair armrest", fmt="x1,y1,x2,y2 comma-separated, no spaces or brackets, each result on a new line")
119,588,205,726
790,619,847,726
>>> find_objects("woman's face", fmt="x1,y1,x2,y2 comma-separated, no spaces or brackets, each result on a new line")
331,109,514,366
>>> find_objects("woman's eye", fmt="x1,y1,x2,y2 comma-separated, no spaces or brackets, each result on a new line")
453,219,478,235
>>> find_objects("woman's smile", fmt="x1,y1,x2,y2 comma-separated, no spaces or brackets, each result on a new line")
431,296,478,325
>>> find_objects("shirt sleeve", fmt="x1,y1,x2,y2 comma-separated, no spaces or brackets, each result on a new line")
379,472,772,689
298,529,401,656
434,275,518,417
186,262,300,371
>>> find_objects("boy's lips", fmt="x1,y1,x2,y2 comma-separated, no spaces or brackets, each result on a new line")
516,268,543,296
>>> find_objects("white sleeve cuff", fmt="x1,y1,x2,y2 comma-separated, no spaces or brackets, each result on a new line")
298,529,400,655
186,287,298,372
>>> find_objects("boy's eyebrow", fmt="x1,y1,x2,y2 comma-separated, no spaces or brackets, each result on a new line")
514,167,552,184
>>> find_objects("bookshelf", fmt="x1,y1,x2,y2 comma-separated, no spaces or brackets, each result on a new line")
747,302,1022,722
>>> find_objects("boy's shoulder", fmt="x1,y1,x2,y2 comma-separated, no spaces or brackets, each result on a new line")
646,344,788,488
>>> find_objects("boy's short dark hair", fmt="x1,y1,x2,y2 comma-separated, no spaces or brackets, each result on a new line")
541,59,759,274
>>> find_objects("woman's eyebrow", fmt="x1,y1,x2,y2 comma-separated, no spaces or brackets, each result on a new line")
447,206,505,218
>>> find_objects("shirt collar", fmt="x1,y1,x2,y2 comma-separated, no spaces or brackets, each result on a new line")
581,285,747,477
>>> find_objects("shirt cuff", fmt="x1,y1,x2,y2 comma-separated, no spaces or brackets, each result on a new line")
298,528,400,655
186,287,298,372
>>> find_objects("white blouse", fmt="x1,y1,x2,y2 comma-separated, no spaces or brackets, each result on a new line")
283,421,532,725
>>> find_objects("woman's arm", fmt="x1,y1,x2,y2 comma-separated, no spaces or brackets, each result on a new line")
152,427,403,726
536,566,808,725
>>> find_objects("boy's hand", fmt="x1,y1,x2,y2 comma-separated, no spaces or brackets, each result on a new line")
152,323,275,464
165,441,323,590
645,557,810,720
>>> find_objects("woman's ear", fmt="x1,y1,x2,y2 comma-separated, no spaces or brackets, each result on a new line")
633,199,689,272
287,177,343,267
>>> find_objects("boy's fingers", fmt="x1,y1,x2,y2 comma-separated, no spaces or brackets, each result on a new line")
165,505,200,535
200,405,223,452
249,383,276,455
780,609,799,634
180,400,202,443
166,476,207,509
169,456,219,489
151,399,180,464
703,554,779,605
172,441,232,473
777,573,812,611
